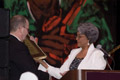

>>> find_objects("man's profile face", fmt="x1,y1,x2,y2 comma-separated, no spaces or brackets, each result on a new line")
21,20,29,41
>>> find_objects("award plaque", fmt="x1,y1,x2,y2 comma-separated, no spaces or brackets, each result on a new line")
24,34,47,60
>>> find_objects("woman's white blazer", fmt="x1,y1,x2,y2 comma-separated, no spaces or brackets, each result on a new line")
38,44,107,79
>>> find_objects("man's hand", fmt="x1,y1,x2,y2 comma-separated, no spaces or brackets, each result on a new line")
30,36,38,44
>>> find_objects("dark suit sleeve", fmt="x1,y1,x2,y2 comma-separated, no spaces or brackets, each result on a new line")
11,43,49,80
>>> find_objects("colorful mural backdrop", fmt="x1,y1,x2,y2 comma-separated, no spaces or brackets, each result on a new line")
4,0,114,67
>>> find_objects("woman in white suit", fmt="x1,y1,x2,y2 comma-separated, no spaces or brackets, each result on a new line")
38,22,107,79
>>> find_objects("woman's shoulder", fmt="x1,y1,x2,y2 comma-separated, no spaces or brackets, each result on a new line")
69,48,81,56
93,48,104,56
71,47,81,52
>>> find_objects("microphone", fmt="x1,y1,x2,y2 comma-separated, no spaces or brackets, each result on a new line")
96,44,115,70
96,44,111,58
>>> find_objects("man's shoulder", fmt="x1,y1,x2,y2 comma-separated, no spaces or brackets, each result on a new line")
9,35,26,49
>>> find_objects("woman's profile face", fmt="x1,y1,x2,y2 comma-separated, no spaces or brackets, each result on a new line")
76,32,89,47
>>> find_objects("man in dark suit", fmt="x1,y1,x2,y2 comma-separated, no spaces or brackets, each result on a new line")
9,15,49,80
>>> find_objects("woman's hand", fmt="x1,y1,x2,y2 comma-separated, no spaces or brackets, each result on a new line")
60,71,68,76
36,59,49,69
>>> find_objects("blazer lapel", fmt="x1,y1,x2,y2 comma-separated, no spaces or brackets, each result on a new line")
78,44,95,69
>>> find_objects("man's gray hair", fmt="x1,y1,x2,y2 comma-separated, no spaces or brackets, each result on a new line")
10,15,27,32
77,22,99,43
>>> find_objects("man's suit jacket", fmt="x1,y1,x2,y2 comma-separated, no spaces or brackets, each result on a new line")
9,35,49,80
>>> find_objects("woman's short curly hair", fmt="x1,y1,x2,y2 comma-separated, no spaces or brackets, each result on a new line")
77,22,99,43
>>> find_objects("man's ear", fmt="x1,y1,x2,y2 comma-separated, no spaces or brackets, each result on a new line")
19,26,24,33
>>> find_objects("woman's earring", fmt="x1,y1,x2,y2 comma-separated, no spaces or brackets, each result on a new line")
88,42,90,45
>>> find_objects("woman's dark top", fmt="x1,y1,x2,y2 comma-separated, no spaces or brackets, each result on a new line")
69,58,83,70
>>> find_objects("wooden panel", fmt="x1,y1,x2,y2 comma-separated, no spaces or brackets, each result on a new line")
82,70,120,80
60,70,79,80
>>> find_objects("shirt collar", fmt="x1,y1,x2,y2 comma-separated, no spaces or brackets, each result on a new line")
10,33,21,41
